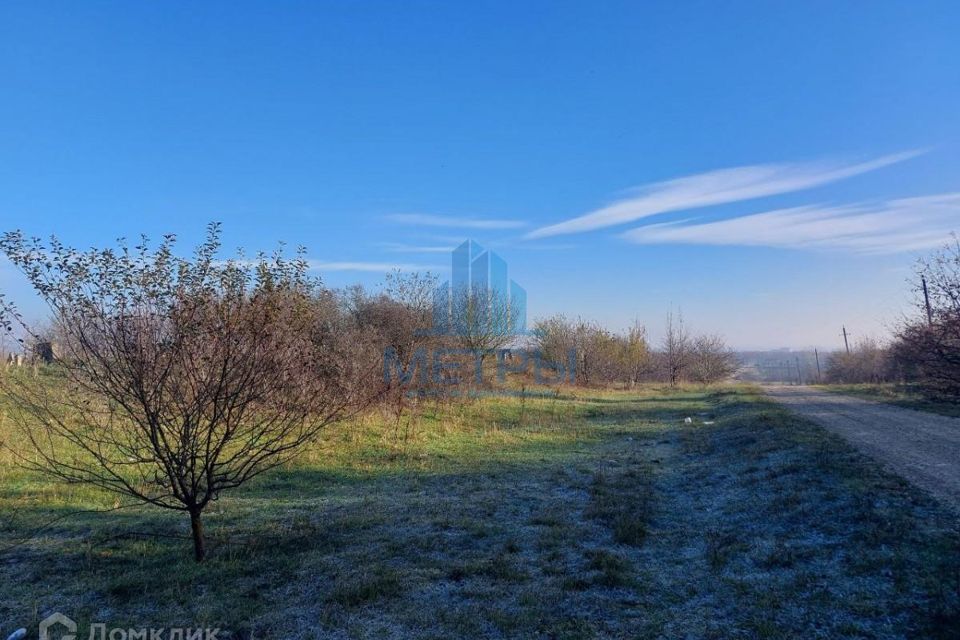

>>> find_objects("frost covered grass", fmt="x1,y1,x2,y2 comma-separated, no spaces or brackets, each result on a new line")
1,384,959,639
821,383,960,418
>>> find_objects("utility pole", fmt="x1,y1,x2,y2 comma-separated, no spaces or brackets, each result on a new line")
814,348,822,383
842,326,850,354
922,276,933,326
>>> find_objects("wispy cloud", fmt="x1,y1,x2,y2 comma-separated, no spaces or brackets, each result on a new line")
306,260,440,272
386,213,527,229
621,193,960,253
376,242,456,253
527,150,925,239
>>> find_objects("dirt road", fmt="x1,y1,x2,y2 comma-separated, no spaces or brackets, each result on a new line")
764,385,960,513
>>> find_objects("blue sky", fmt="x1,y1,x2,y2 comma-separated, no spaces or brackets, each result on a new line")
1,1,959,348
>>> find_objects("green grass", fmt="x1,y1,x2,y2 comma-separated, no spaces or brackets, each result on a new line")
821,383,960,418
1,382,959,639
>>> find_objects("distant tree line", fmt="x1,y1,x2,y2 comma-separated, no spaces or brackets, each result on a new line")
532,311,738,387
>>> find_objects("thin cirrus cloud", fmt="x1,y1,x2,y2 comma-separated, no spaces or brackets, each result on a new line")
306,260,439,272
217,258,440,273
385,213,527,229
377,242,456,253
526,149,925,239
620,193,960,253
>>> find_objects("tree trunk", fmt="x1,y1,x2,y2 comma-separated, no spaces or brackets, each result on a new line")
189,508,206,562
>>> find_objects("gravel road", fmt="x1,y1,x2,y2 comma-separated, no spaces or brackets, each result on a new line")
764,385,960,514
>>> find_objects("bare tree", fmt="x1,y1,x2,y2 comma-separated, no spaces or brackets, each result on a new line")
891,238,960,397
534,315,601,385
532,315,653,387
384,269,438,328
0,224,373,561
687,334,738,384
824,337,892,384
343,272,445,431
533,314,578,368
661,311,689,386
578,323,619,385
449,285,516,363
622,320,654,386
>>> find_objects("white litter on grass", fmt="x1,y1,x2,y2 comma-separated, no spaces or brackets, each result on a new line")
703,421,715,425
684,417,693,424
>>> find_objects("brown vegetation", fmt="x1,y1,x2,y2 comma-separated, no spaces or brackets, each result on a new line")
533,312,736,387
1,224,741,562
824,238,960,401
0,225,378,560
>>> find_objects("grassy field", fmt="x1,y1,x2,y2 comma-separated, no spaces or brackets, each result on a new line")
820,383,960,419
2,383,959,639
